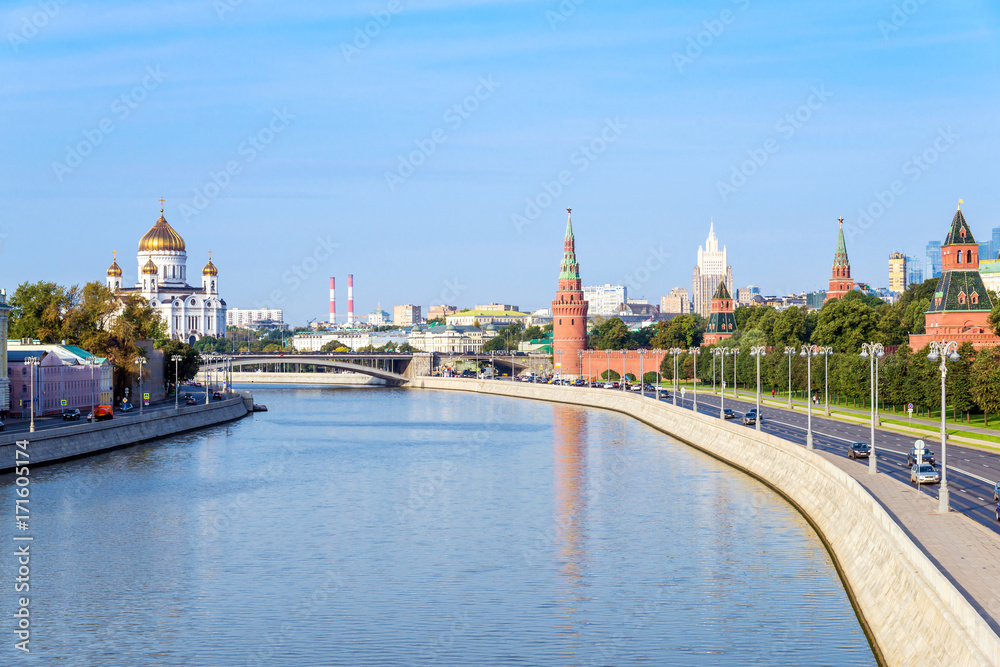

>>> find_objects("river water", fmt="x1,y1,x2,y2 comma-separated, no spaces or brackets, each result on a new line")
1,386,875,666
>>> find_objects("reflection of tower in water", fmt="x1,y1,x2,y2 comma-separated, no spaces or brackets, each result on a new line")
552,404,588,622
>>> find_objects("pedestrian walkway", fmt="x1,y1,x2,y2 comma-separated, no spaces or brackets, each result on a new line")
819,449,1000,634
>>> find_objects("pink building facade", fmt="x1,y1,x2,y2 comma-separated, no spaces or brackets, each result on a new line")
7,343,113,417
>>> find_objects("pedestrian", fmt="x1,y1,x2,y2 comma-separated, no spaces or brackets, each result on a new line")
771,388,775,398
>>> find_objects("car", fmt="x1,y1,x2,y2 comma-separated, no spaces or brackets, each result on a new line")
742,409,758,425
996,501,999,522
907,447,935,467
847,442,871,459
994,481,1000,502
183,393,193,400
0,420,4,431
723,408,735,419
92,405,114,421
212,391,223,400
185,396,198,405
62,408,82,421
119,403,134,413
910,463,941,485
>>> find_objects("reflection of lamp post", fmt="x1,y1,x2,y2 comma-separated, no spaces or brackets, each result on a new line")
859,342,885,474
669,348,684,406
135,357,147,414
800,344,819,449
784,346,795,408
713,348,730,419
927,340,960,513
24,356,39,432
818,346,833,416
689,346,700,412
172,354,183,410
750,346,766,432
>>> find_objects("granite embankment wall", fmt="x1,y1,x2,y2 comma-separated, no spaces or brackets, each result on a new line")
231,371,386,386
0,396,249,473
408,377,1000,667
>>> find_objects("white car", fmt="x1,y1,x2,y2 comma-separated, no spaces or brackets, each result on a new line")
910,464,941,485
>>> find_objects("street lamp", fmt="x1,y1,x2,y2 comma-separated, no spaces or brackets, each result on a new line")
652,349,661,401
621,350,627,392
24,356,39,432
638,349,646,397
555,349,563,382
750,346,766,432
606,349,611,385
860,342,885,474
731,348,739,398
87,357,101,422
669,348,684,405
818,346,833,416
171,354,183,410
689,347,700,412
927,340,960,513
784,346,796,409
135,357,147,414
800,344,819,449
713,348,730,419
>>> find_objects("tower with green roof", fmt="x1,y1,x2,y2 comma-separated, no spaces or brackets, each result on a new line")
825,217,855,302
552,209,589,377
704,280,736,344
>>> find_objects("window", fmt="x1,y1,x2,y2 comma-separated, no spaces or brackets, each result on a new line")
967,249,973,264
972,292,980,304
958,292,966,304
957,251,962,264
571,319,574,325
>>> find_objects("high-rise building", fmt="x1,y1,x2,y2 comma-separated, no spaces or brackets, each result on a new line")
826,218,855,302
227,308,283,327
583,284,627,317
906,256,924,287
736,285,761,305
691,222,733,317
910,203,998,350
925,240,942,279
393,304,421,326
427,305,458,321
660,287,690,314
703,281,736,345
552,209,588,377
991,226,1000,260
888,253,907,293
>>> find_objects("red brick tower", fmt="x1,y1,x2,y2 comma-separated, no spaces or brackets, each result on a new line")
825,217,854,302
703,280,736,345
552,209,589,377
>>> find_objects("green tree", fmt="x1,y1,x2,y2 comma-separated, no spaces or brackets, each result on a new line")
157,340,200,389
947,342,976,421
970,346,1000,427
592,317,631,350
320,340,346,353
811,298,882,353
9,280,73,342
522,325,544,341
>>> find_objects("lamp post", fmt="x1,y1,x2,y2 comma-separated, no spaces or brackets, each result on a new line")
732,348,739,398
784,346,795,408
24,356,39,432
713,348,729,419
204,356,211,404
621,350,627,392
800,344,819,449
689,346,700,412
859,342,885,474
818,346,833,416
927,340,960,513
135,357,147,414
652,349,661,401
712,352,716,394
88,357,100,422
606,350,611,385
669,348,684,405
172,354,183,410
638,349,646,397
555,349,563,383
751,346,766,432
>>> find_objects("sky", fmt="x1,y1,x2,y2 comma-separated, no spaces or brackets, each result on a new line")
3,0,1000,324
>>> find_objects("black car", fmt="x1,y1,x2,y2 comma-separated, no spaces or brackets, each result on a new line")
723,408,735,419
847,442,871,459
212,391,223,400
907,447,935,467
62,408,82,421
185,396,197,405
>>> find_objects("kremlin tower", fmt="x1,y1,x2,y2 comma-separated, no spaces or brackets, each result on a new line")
703,280,736,345
825,217,854,302
909,202,999,350
552,209,588,377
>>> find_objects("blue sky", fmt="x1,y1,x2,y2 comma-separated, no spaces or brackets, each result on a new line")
3,0,999,323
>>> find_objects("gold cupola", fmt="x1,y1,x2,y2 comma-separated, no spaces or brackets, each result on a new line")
107,251,123,277
141,258,158,275
138,198,186,252
202,250,218,276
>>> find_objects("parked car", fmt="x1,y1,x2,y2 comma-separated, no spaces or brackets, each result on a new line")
847,442,871,459
742,409,757,425
185,396,197,405
119,403,134,413
62,408,82,421
910,463,941,485
92,405,114,421
723,408,735,419
907,447,935,467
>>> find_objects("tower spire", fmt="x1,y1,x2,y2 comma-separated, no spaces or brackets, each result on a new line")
565,208,574,238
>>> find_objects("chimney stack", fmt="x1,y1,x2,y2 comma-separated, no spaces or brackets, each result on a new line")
329,277,336,325
347,274,355,325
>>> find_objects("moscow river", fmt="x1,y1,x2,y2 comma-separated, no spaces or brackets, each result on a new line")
2,386,875,666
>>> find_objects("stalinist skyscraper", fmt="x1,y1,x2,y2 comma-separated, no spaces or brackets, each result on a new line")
552,209,588,378
692,221,733,317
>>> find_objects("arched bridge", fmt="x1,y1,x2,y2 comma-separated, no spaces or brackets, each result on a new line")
199,353,416,385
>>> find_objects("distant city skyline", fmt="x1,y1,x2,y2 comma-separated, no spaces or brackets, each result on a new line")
5,1,1000,323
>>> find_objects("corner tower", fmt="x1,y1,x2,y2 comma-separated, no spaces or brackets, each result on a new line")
704,280,736,345
825,217,854,302
552,209,588,377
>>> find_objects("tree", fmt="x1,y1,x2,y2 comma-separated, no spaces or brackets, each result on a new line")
990,298,1000,336
157,340,200,388
9,280,73,342
591,317,630,350
811,298,882,353
947,342,976,421
320,340,346,353
970,347,1000,427
600,369,620,381
522,325,544,341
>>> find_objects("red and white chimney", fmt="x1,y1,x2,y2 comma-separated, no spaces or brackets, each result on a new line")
347,274,355,325
329,277,336,325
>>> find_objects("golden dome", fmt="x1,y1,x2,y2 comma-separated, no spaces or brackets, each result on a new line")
202,250,218,276
138,200,185,252
141,258,158,275
107,252,122,277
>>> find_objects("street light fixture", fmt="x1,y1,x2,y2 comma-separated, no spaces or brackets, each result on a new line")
638,349,646,397
652,349,661,401
799,344,819,449
171,354,183,410
87,357,101,422
24,356,39,432
784,346,796,409
713,348,730,419
135,357,147,414
927,340,960,513
818,346,833,416
689,346,700,412
750,346,766,432
859,342,885,474
731,348,739,398
669,348,684,405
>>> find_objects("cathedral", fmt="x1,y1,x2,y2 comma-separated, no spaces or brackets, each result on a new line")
106,200,227,344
